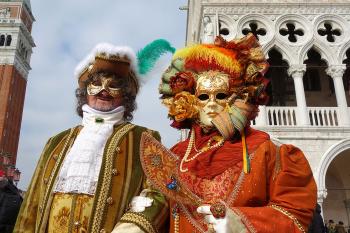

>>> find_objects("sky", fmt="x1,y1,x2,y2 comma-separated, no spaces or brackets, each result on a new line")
16,0,189,189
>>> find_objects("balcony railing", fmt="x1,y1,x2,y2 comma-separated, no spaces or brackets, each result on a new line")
252,106,341,127
307,107,339,127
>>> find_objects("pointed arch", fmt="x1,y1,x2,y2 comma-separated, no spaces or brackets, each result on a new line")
300,41,334,66
339,40,350,64
264,41,292,66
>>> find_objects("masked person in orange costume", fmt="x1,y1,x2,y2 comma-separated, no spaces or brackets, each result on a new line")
139,34,317,233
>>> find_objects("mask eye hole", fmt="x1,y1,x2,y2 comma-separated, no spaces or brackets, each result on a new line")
91,79,102,86
198,94,209,101
216,93,228,100
109,81,121,88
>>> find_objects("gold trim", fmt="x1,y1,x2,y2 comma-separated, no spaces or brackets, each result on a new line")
120,212,158,233
273,146,281,180
68,194,78,233
38,127,79,231
269,204,306,233
116,131,134,220
227,151,257,205
180,203,206,233
95,54,130,64
232,208,257,233
174,214,179,233
90,123,135,233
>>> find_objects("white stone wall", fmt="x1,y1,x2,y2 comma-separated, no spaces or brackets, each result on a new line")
260,127,350,175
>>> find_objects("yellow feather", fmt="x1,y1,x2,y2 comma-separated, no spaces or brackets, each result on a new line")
173,45,242,74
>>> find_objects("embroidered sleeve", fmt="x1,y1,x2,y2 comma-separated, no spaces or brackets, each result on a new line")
119,212,158,233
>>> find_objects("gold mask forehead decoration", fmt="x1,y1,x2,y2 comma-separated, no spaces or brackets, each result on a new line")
196,71,230,95
87,76,121,98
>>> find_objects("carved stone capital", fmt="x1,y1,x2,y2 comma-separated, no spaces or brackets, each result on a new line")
317,189,328,201
326,65,346,79
287,64,306,78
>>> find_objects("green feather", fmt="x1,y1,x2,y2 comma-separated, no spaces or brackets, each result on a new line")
137,39,176,75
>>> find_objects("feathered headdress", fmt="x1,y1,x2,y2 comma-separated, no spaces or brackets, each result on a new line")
160,33,269,103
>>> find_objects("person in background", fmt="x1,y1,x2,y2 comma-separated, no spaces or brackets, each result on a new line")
0,170,23,233
327,220,336,233
308,204,326,233
335,221,346,233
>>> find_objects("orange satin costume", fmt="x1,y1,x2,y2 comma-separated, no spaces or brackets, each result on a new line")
168,126,317,233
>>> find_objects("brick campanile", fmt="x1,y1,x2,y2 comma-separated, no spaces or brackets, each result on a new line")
0,0,35,182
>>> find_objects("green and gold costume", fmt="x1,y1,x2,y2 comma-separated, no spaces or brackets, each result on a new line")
15,123,168,233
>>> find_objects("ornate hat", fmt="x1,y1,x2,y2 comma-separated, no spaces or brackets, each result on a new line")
74,40,176,96
74,43,139,94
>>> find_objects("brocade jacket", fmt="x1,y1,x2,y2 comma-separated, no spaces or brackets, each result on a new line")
14,123,168,233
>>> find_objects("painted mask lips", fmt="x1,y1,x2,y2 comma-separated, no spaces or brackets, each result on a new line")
207,112,218,117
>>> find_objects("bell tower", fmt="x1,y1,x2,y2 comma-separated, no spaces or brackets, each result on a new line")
0,0,35,182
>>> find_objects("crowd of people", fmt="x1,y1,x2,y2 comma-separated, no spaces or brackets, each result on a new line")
324,220,349,233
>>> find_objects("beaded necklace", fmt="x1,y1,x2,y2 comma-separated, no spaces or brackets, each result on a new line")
179,128,224,172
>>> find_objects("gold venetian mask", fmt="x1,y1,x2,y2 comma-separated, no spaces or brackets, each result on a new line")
87,76,121,97
195,71,230,127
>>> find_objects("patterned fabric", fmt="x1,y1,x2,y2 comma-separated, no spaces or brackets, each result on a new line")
47,193,93,233
178,162,242,203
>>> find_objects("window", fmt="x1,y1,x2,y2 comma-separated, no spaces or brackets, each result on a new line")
5,35,12,46
303,69,321,91
0,35,5,46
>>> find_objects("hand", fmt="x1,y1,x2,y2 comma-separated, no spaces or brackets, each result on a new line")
233,99,259,121
129,196,153,212
197,205,228,233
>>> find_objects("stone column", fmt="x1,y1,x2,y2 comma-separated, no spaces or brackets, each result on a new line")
288,65,309,126
255,105,267,126
318,189,328,218
326,65,350,126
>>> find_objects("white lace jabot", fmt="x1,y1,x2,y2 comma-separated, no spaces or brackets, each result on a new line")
54,104,125,195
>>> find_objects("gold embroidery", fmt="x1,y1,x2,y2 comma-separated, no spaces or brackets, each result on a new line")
90,124,135,233
54,207,71,231
273,146,281,180
120,212,158,233
227,152,257,206
150,154,163,168
174,214,180,233
68,194,78,232
39,127,79,231
233,208,257,233
82,216,89,232
269,204,305,233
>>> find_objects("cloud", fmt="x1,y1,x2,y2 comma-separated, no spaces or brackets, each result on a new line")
16,0,188,189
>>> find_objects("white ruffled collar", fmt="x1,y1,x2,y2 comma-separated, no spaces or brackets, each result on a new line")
82,104,125,126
